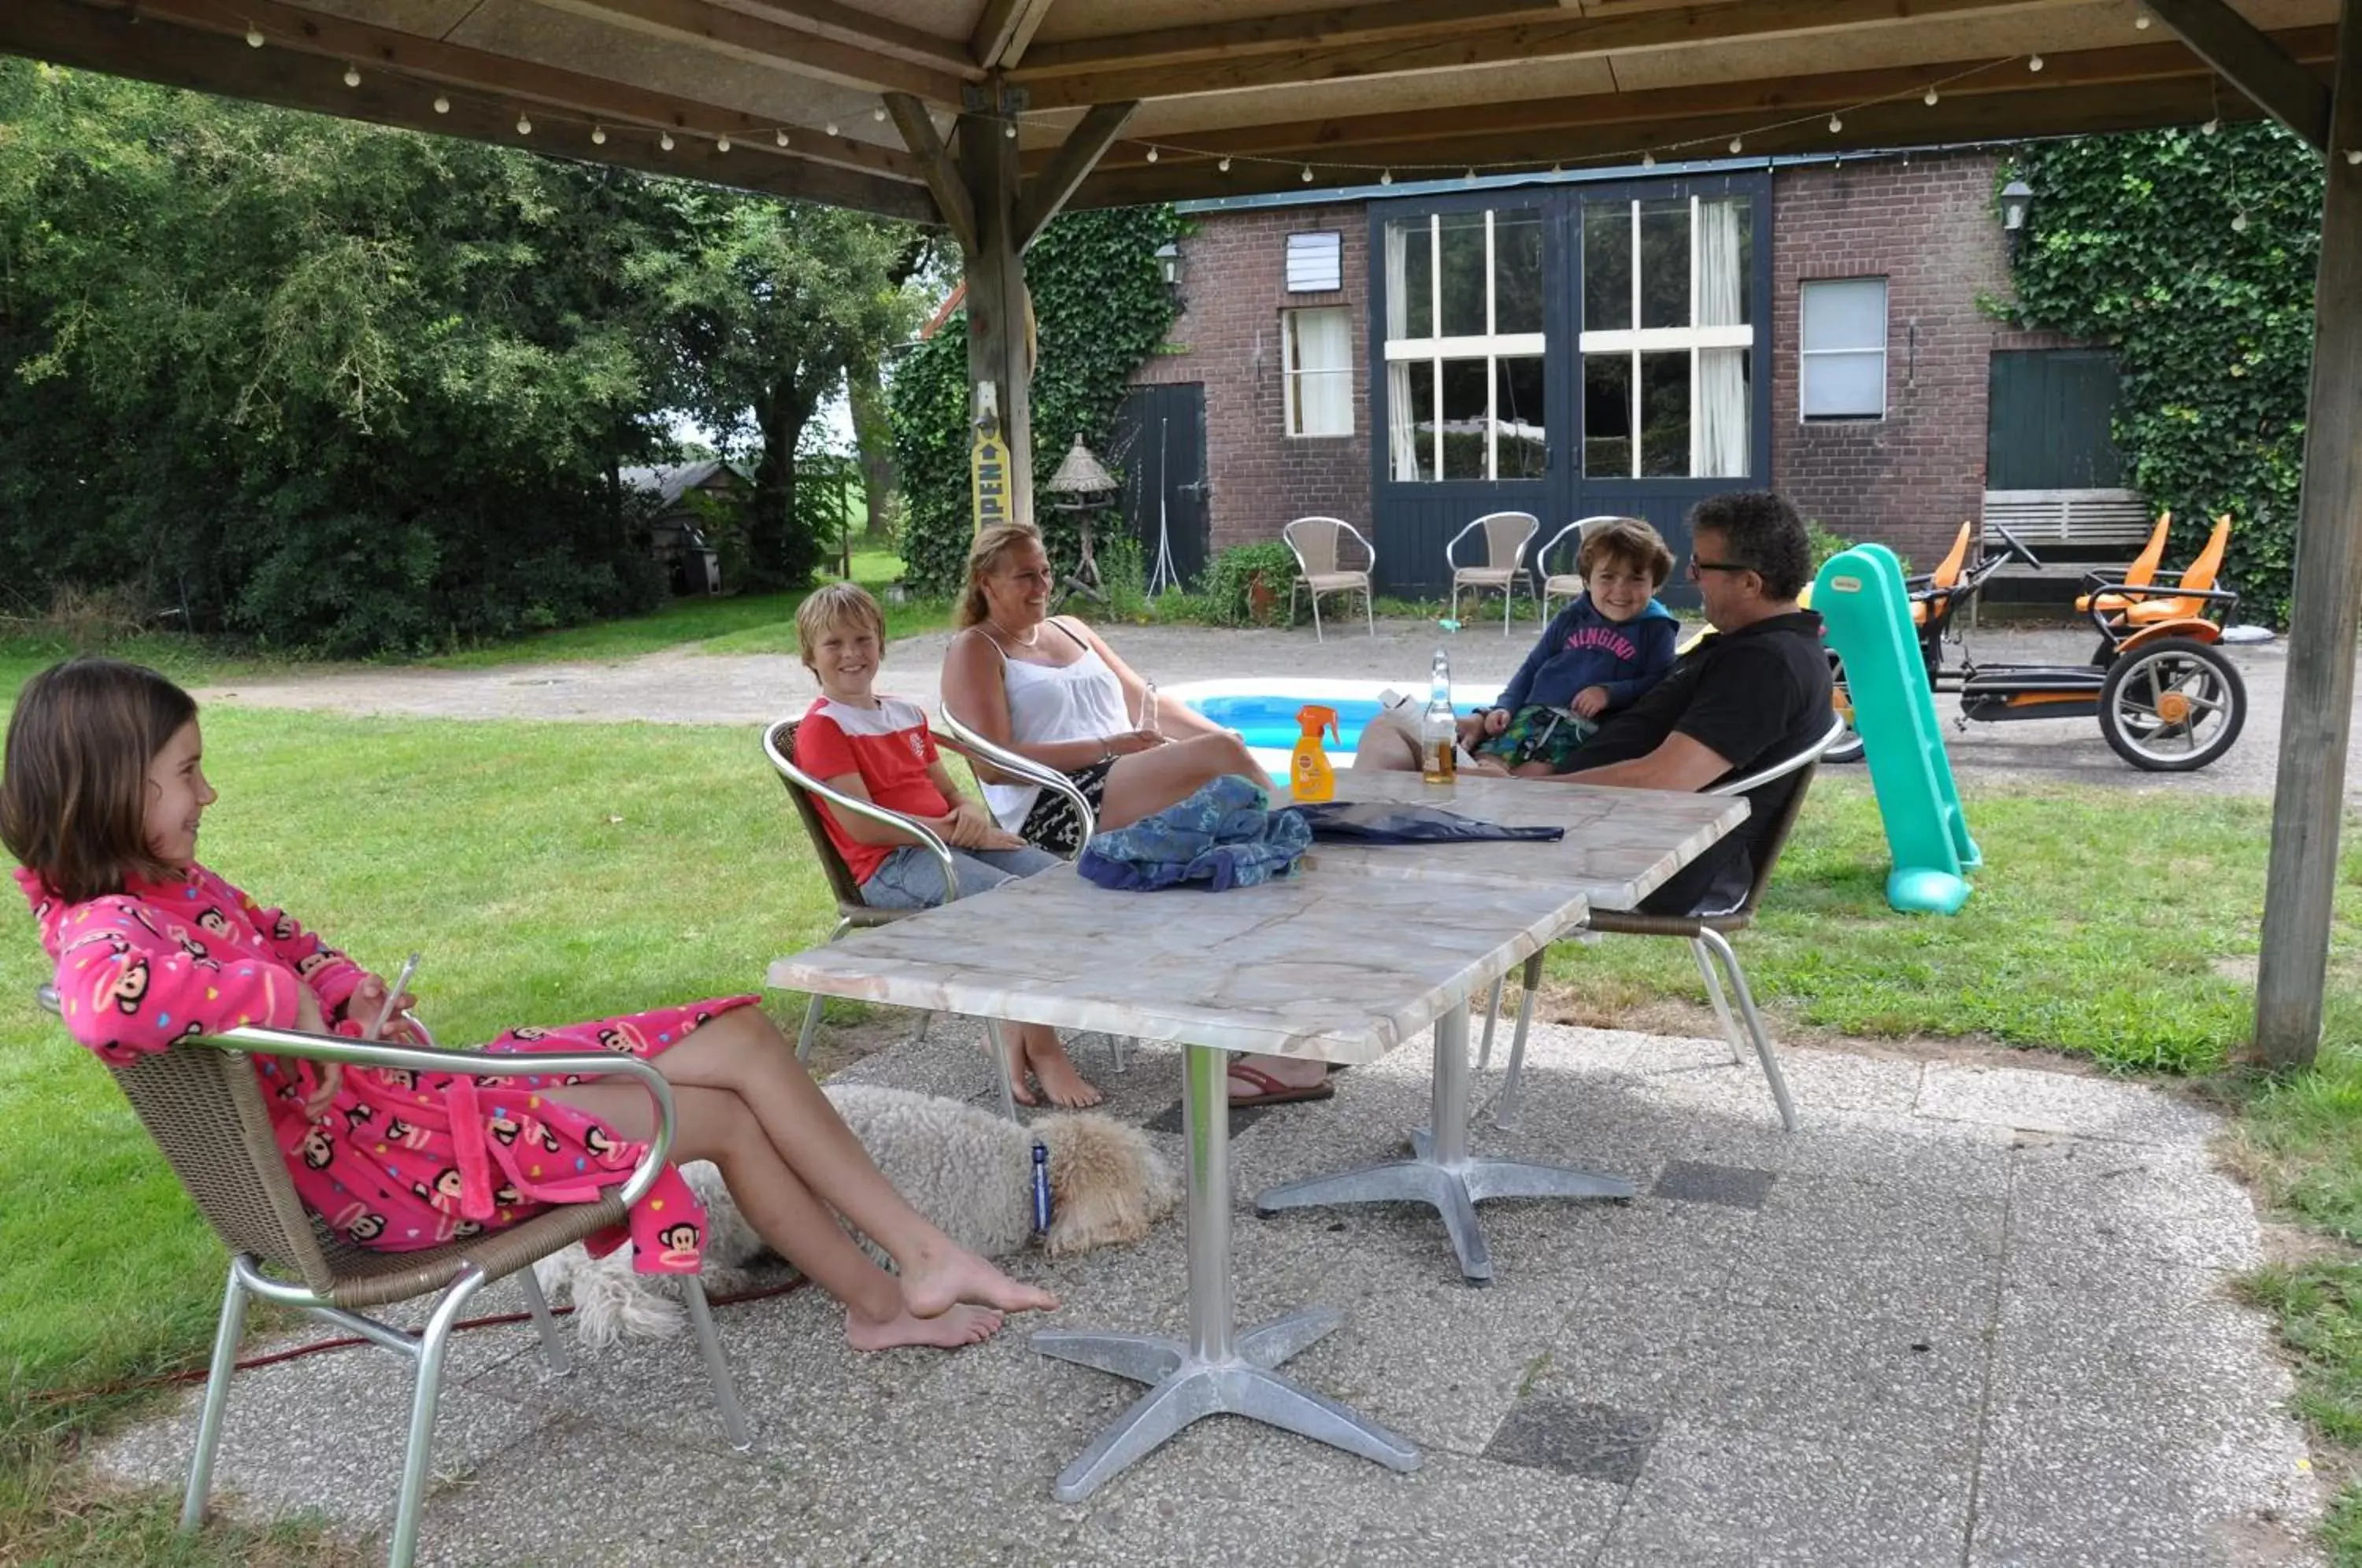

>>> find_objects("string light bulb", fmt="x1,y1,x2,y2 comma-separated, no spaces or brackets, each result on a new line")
1218,156,1231,172
1379,169,1394,185
1830,114,1843,132
1730,136,1744,153
872,105,887,122
659,131,675,151
2348,150,2362,165
1464,167,1477,182
824,121,838,137
2135,4,2152,25
716,135,730,152
2203,116,2219,134
2231,210,2249,232
590,124,605,144
516,113,531,135
1923,87,1940,105
342,63,361,87
2029,54,2044,71
776,129,790,146
1005,120,1017,139
432,94,450,115
1550,162,1563,175
1301,165,1316,182
1642,151,1657,168
245,26,264,46
1145,146,1158,162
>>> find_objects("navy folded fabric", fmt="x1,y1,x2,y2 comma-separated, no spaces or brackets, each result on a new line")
1290,802,1566,845
1077,775,1314,891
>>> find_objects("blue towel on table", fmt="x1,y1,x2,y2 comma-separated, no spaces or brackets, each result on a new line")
1077,775,1314,892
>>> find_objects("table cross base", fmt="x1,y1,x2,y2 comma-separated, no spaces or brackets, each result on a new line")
1032,1309,1419,1503
1253,1005,1633,1282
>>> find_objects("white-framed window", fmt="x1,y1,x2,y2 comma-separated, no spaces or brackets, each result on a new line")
1283,307,1353,437
1381,207,1547,481
1579,194,1753,479
1799,277,1888,420
1286,231,1343,293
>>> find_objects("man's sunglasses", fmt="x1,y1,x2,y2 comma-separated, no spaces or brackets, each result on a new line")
1686,555,1753,577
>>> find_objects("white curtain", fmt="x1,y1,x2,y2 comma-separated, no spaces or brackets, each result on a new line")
1385,221,1421,480
1695,199,1749,478
1294,309,1353,436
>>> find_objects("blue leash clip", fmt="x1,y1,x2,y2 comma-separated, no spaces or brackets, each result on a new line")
1031,1141,1053,1234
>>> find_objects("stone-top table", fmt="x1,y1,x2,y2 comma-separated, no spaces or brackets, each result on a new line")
770,857,1592,1501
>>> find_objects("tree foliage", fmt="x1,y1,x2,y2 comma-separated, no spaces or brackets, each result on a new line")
2001,125,2327,623
0,61,920,653
888,205,1183,597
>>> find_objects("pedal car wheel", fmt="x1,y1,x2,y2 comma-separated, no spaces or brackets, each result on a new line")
2097,636,2246,771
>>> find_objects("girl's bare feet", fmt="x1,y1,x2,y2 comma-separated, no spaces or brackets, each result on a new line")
846,1302,1004,1351
1022,1030,1102,1108
899,1240,1060,1320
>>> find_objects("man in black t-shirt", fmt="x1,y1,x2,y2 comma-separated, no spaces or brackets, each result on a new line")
1561,490,1834,915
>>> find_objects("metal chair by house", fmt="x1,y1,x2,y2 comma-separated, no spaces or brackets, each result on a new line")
1531,516,1637,621
1476,713,1850,1134
1281,516,1377,640
33,985,749,1568
1446,511,1539,634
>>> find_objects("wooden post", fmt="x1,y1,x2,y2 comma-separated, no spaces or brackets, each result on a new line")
959,79,1034,531
2253,0,2361,1069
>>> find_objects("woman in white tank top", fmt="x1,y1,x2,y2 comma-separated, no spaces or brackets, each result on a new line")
939,525,1330,1109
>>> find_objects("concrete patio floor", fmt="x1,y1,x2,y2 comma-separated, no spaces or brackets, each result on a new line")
92,1018,2326,1566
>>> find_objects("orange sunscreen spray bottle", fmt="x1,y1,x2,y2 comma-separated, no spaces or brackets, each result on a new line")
1292,704,1341,802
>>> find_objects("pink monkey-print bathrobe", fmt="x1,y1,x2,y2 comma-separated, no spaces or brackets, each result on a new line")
20,864,757,1275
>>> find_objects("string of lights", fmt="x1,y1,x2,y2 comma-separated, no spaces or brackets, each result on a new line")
225,11,2362,190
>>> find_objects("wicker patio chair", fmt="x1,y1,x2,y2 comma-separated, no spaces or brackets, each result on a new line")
1531,516,1639,621
1447,510,1540,634
1281,516,1377,641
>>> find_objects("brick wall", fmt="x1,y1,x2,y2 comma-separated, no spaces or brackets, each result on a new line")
1768,149,2077,568
1133,204,1372,555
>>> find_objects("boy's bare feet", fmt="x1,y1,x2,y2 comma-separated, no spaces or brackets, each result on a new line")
900,1241,1061,1320
1022,1031,1102,1108
846,1302,1003,1351
999,1037,1042,1107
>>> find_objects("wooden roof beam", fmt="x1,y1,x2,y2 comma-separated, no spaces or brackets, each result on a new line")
1083,25,2337,166
2143,0,2333,150
884,90,978,253
972,0,1057,71
726,0,976,76
532,0,968,102
0,0,938,219
79,0,925,181
1011,0,2082,109
1013,98,1135,249
1017,0,1560,76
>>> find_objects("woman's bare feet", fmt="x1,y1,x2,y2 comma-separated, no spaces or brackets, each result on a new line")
1021,1028,1102,1108
845,1302,1003,1351
899,1240,1061,1320
998,1036,1041,1107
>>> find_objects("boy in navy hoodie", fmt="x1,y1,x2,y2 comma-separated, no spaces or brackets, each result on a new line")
1468,518,1679,775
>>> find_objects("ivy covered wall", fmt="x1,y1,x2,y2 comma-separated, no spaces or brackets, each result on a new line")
2001,124,2327,623
888,205,1183,597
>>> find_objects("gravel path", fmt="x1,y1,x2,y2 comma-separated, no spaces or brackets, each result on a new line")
196,618,2357,801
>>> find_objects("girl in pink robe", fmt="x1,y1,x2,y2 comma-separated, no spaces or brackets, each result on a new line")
5,657,1057,1352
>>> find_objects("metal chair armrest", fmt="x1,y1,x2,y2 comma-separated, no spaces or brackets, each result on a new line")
1711,713,1850,797
933,715,1099,851
35,985,677,1207
762,719,962,897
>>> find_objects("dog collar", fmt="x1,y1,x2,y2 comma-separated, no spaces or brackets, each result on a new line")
1031,1140,1053,1234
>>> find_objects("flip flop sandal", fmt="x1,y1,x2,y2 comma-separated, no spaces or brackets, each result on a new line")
1227,1061,1337,1108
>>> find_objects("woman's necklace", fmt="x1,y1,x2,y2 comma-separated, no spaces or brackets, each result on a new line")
990,618,1042,649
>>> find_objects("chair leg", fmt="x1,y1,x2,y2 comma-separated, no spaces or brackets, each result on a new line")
1102,1033,1129,1074
794,918,853,1062
1477,976,1504,1071
389,1269,490,1568
985,1019,1021,1122
1309,586,1325,642
913,1010,935,1043
1695,927,1797,1133
1364,585,1375,637
519,1267,572,1378
1690,937,1745,1065
1490,951,1546,1132
681,1276,755,1452
1449,583,1460,625
180,1256,254,1533
1503,581,1515,635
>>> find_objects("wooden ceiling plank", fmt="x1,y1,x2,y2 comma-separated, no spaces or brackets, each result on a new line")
972,0,1057,69
1070,74,2253,205
2144,0,2332,148
1093,24,2336,161
1012,97,1134,247
999,0,1057,68
1020,0,1564,76
92,0,926,179
533,0,968,102
884,88,979,252
1013,0,2082,109
728,0,977,73
0,0,939,218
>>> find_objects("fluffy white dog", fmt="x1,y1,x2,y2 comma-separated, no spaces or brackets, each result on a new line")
534,1082,1178,1345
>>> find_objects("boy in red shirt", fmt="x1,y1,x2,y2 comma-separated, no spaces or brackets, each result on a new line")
790,584,1098,1108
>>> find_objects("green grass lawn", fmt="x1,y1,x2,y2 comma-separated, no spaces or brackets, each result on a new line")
0,682,2356,1558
